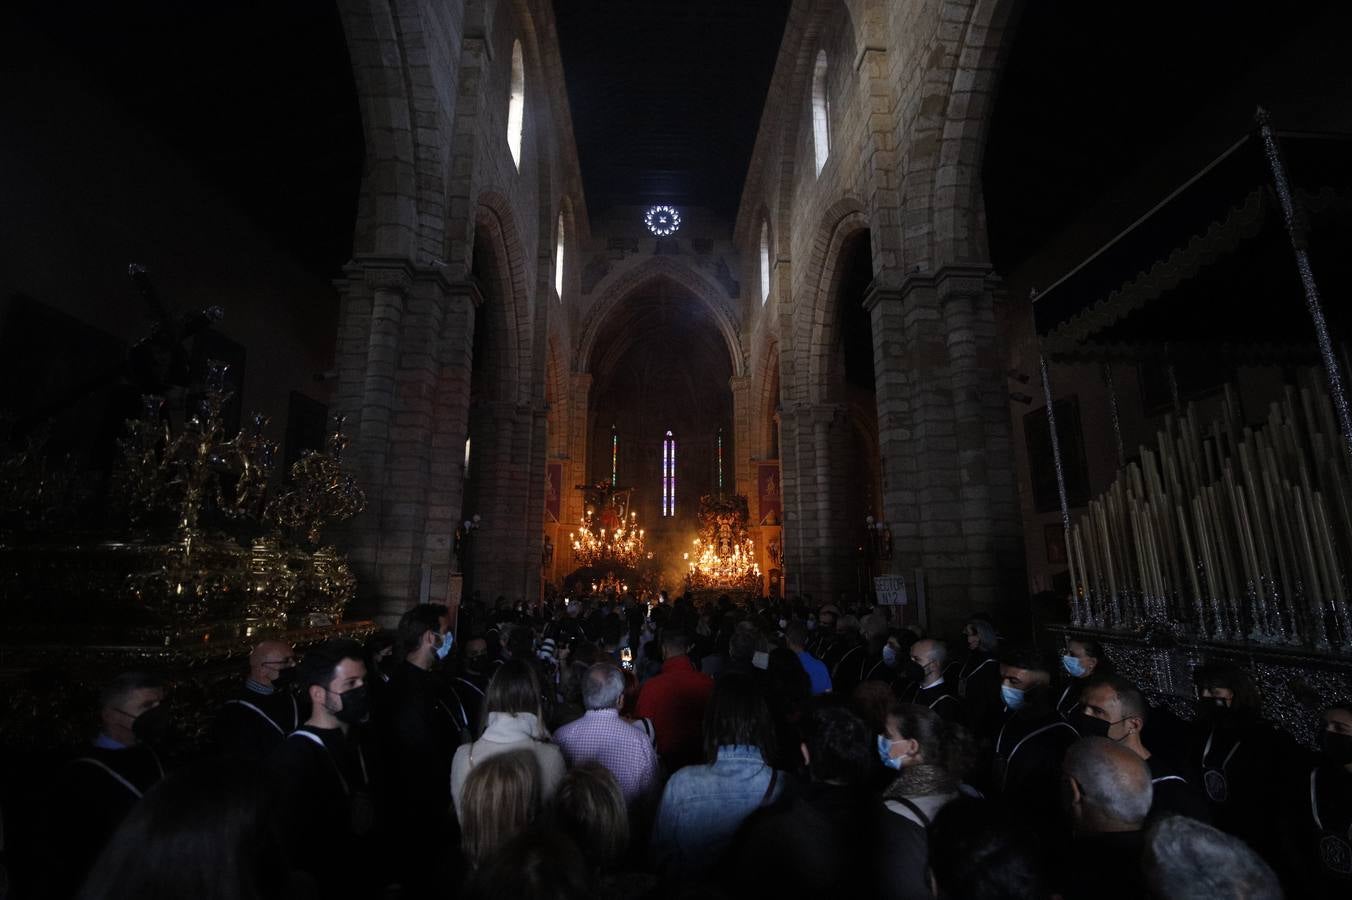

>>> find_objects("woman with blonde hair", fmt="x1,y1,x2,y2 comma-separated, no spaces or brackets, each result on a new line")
459,750,542,870
451,659,566,820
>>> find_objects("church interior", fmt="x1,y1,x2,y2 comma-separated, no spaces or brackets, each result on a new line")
4,1,1352,898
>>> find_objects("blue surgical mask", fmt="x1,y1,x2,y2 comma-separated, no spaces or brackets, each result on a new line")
1001,684,1026,711
882,645,898,667
1061,654,1086,678
877,734,904,770
435,631,455,660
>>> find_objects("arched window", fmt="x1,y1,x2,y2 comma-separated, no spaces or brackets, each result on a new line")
507,40,525,169
662,431,676,517
812,50,830,176
759,220,771,306
554,210,565,299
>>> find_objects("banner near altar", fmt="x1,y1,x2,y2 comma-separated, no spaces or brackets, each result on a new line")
757,462,781,525
546,462,562,523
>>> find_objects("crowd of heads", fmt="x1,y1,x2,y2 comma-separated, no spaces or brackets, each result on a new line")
15,588,1351,900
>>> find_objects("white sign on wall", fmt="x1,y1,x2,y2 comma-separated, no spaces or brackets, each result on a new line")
874,575,909,606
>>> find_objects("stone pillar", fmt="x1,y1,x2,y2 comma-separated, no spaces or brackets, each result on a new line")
729,374,752,498
332,258,479,625
867,267,1024,637
780,401,851,600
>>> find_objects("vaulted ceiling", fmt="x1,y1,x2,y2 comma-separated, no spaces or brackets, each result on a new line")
553,0,790,220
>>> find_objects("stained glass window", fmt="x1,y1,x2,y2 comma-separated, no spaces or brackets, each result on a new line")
716,428,724,491
662,431,676,516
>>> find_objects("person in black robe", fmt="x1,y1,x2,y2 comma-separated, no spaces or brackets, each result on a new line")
1069,674,1209,823
213,639,300,762
269,640,384,900
47,672,169,899
990,646,1078,861
1278,704,1352,898
1057,737,1152,900
379,605,465,892
1189,663,1300,868
952,616,1002,741
897,638,963,722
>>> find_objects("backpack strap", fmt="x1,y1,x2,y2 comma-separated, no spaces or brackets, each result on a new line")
890,795,931,828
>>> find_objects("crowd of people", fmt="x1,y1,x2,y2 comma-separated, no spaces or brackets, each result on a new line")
10,591,1352,899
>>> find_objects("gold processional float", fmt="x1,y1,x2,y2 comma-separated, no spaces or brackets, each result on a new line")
684,495,761,598
0,356,371,749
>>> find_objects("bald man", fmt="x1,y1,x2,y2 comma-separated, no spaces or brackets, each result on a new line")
898,638,962,721
213,639,301,761
1058,736,1153,900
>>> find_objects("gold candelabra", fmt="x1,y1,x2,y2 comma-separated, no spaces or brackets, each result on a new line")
570,508,645,567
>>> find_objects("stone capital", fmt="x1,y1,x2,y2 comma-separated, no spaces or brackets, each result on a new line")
897,265,999,305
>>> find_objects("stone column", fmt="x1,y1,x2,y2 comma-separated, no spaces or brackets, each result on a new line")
331,258,479,624
867,267,1023,637
780,401,851,600
729,374,752,498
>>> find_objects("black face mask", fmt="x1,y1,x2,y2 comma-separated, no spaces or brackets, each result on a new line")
1322,731,1352,767
1071,712,1111,739
465,655,487,674
271,667,296,692
903,660,927,684
1197,697,1237,727
329,685,370,724
132,704,172,745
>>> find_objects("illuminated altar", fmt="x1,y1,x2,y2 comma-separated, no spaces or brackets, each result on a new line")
685,494,761,598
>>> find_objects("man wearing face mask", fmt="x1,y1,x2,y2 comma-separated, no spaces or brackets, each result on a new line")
897,639,962,722
213,639,299,762
1278,703,1352,898
991,647,1078,845
380,605,462,894
1189,662,1298,868
1072,675,1209,823
269,639,385,898
52,672,168,898
1056,638,1108,719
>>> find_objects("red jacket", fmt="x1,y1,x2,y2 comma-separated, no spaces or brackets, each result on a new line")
635,655,714,770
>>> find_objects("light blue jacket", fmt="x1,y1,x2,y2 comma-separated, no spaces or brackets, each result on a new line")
650,745,783,876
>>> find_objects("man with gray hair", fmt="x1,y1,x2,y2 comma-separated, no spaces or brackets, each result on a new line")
553,661,660,811
899,638,961,721
1057,735,1154,899
1142,815,1281,899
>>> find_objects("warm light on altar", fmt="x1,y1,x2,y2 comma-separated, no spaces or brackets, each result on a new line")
570,509,645,567
686,534,761,591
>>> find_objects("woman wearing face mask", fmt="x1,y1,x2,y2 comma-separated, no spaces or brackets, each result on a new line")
1056,638,1109,719
1278,704,1352,898
1190,663,1299,870
874,703,978,898
954,617,1002,741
